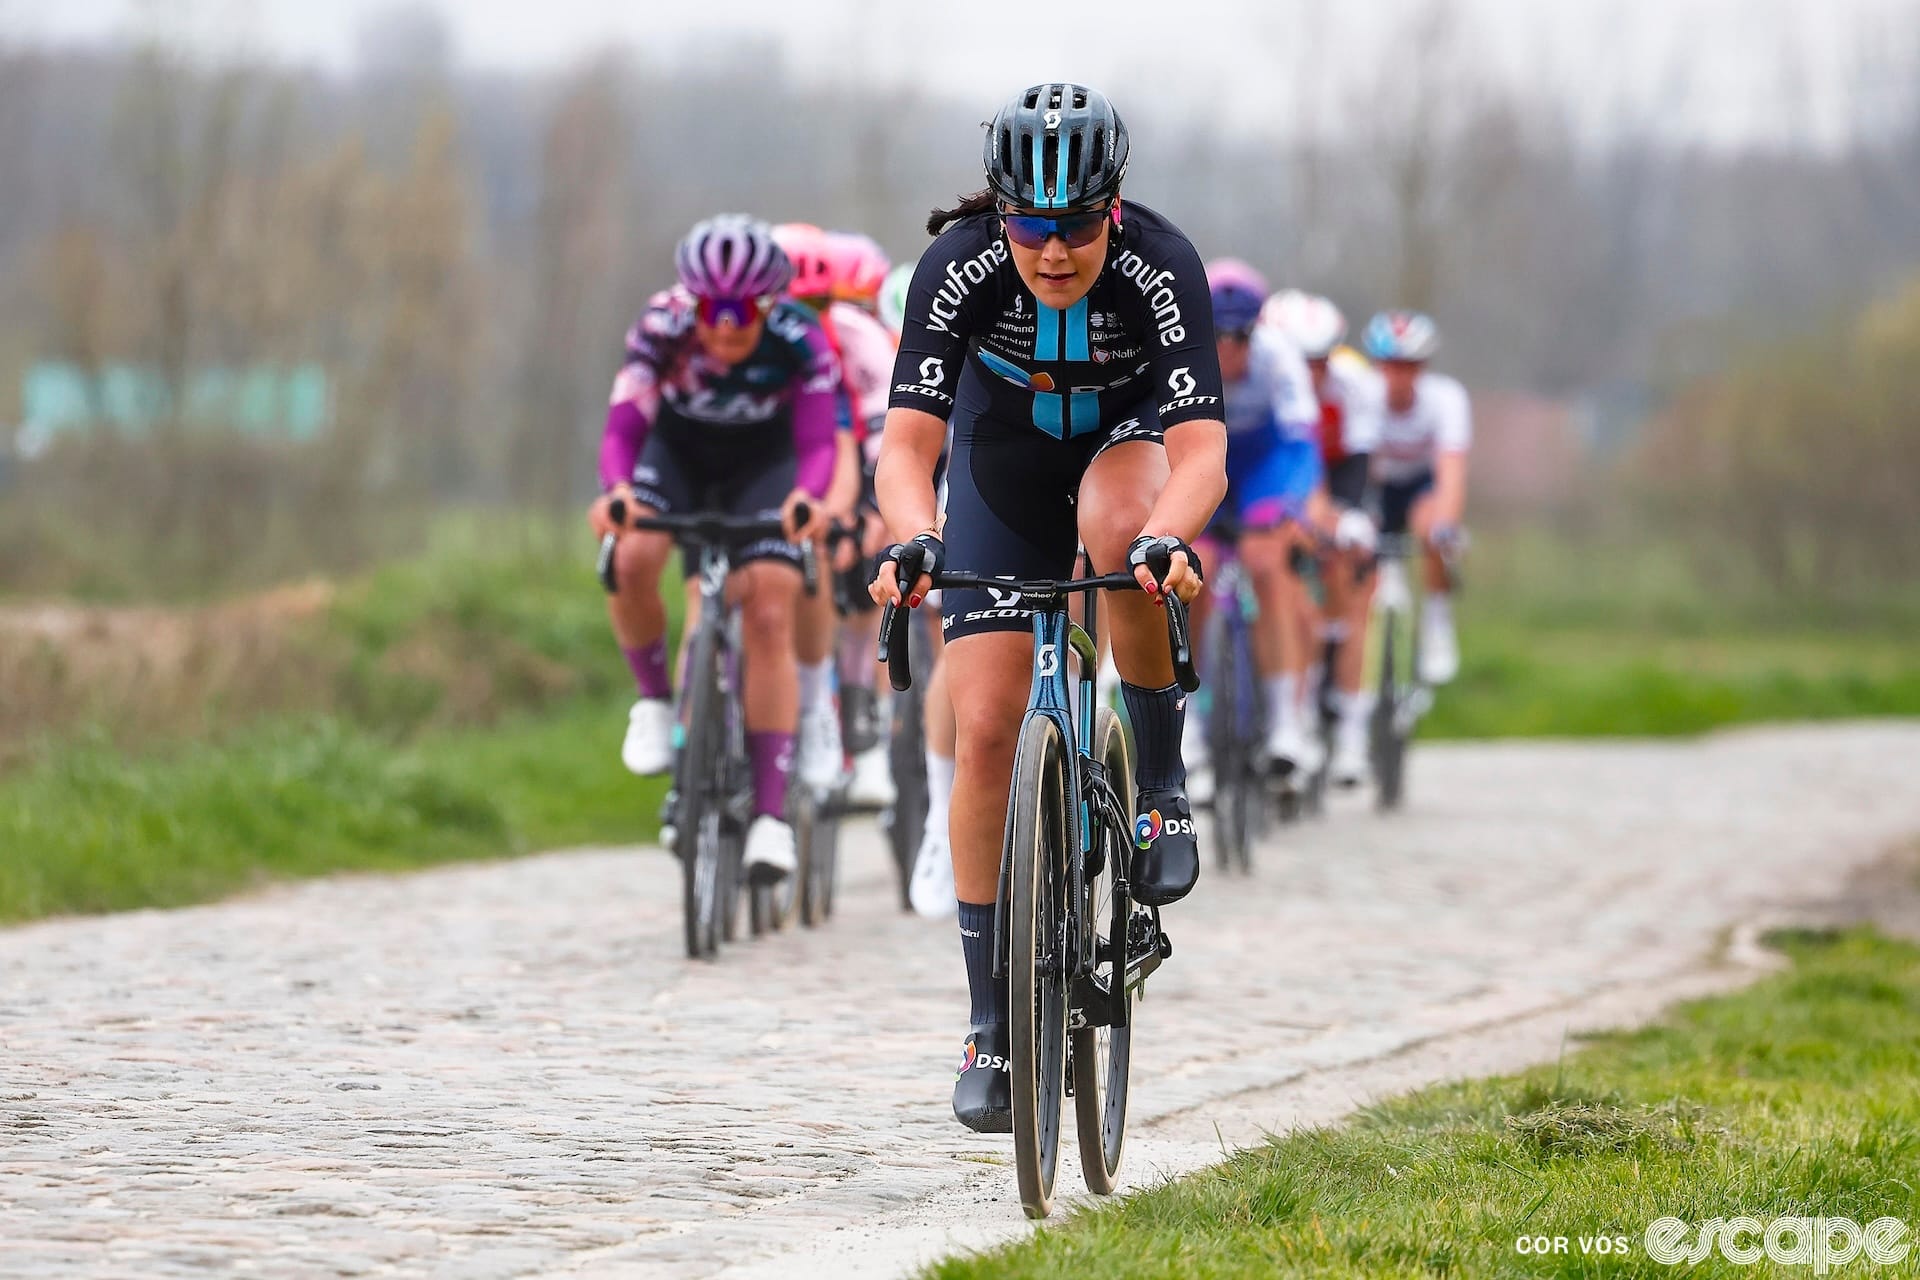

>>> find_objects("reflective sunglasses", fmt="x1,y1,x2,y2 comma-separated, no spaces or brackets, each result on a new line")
1001,205,1111,250
695,294,775,328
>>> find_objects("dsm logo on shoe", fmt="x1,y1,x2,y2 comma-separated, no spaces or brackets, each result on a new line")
1134,808,1194,849
957,1039,1009,1079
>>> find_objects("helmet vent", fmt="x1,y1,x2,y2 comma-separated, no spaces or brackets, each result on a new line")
1066,133,1082,191
1024,88,1041,110
1042,132,1060,198
1088,128,1104,176
1018,130,1035,190
1071,87,1087,110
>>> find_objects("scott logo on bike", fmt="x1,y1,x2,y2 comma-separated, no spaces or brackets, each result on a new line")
1134,808,1193,849
958,1040,1009,1079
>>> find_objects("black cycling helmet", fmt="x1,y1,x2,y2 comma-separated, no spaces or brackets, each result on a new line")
983,83,1130,211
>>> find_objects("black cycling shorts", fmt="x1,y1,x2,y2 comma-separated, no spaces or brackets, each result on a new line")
1374,467,1434,537
1326,453,1372,509
629,413,803,570
940,367,1163,641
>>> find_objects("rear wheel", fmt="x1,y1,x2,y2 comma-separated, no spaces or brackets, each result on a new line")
1074,707,1134,1195
1008,714,1070,1219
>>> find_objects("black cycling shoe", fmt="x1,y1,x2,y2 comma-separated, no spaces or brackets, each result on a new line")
1129,787,1199,906
952,1024,1013,1133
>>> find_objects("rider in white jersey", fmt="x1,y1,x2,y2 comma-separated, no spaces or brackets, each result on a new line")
1264,291,1385,785
1361,310,1471,685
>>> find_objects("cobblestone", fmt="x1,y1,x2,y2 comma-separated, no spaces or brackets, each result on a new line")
3,723,1918,1278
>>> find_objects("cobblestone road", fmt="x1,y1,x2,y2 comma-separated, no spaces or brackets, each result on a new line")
5,723,1919,1278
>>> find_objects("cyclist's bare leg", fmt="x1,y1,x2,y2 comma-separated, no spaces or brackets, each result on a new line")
795,539,837,666
1077,441,1174,689
1327,549,1370,697
943,631,1035,903
738,562,801,732
1238,526,1298,678
609,522,674,648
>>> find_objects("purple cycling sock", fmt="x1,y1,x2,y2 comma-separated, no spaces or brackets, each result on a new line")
623,641,670,700
747,731,794,818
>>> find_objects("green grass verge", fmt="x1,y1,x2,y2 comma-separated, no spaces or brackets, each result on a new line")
929,928,1920,1279
1417,528,1920,738
0,701,662,923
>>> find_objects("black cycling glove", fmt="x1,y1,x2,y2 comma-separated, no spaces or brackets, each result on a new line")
886,532,945,600
1127,534,1204,588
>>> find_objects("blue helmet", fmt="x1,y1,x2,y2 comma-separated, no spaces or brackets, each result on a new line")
1207,258,1269,335
1361,310,1440,362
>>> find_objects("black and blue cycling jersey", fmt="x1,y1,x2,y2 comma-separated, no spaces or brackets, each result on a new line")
886,202,1226,639
888,202,1224,440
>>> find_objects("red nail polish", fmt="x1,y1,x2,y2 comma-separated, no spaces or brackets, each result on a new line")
908,594,921,608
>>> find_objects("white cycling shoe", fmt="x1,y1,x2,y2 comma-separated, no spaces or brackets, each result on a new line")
621,698,674,776
1419,598,1460,686
743,815,797,884
1329,711,1371,788
797,700,845,791
1265,719,1324,782
908,823,956,920
848,743,896,808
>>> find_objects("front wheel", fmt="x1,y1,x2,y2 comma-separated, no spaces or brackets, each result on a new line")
1073,706,1134,1195
796,785,839,927
1008,714,1070,1219
1372,610,1408,811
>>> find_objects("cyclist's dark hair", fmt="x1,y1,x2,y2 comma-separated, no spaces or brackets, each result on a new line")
927,189,997,237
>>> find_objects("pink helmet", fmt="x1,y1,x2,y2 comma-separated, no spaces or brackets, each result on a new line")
674,214,792,300
771,222,835,301
1263,289,1347,360
826,231,890,305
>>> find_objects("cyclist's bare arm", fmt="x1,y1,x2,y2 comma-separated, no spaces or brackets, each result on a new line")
1431,449,1469,529
1134,418,1227,602
871,406,947,605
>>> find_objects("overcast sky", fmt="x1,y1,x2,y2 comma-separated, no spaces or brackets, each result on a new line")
5,0,1916,147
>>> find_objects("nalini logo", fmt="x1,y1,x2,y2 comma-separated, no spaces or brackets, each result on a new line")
1134,809,1162,849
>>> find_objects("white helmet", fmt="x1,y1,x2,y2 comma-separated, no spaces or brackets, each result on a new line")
1262,289,1346,360
878,261,915,338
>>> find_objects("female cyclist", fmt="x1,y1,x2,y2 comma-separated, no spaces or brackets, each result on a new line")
869,83,1228,1131
1361,310,1471,686
1265,290,1383,785
1185,261,1353,785
592,214,839,881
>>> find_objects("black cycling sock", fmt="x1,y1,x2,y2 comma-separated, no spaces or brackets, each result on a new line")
958,900,1007,1028
1122,680,1188,793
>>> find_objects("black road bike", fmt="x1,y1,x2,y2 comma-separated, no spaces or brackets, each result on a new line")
878,556,1198,1219
599,500,815,956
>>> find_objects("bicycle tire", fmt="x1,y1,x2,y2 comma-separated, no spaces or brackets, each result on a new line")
884,642,932,910
1008,713,1070,1219
1373,611,1407,811
797,785,839,927
1202,610,1244,872
1073,706,1134,1195
678,617,725,960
